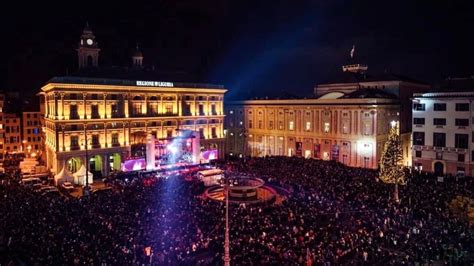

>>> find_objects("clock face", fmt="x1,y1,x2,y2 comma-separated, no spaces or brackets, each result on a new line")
86,39,93,45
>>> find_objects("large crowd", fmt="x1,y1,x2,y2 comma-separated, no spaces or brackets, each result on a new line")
0,156,473,265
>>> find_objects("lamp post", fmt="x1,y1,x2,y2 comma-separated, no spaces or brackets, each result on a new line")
223,173,231,266
81,134,91,196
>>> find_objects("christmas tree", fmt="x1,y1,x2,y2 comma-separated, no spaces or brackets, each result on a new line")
379,121,405,203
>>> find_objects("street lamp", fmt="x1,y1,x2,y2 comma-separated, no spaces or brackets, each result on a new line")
81,135,91,196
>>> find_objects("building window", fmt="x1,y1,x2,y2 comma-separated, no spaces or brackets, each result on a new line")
413,118,425,125
278,121,283,130
70,105,79,119
458,154,465,162
166,130,173,138
248,120,253,129
211,127,217,138
433,132,446,147
91,94,98,100
133,103,142,115
433,103,446,111
92,134,100,148
289,121,294,130
305,122,311,131
70,136,79,150
455,134,469,149
269,120,274,129
198,104,204,115
413,103,425,111
199,128,204,139
472,150,474,161
211,104,217,115
415,150,422,158
91,105,99,119
433,118,446,126
455,103,469,111
258,120,263,129
165,104,173,115
112,133,119,146
455,119,469,127
324,122,330,133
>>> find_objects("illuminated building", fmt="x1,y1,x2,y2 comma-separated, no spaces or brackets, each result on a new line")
226,92,399,169
226,62,429,168
3,113,22,153
39,25,226,178
0,93,4,160
412,90,474,176
22,112,42,158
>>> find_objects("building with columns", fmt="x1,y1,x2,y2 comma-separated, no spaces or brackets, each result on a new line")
225,63,430,168
225,91,400,169
39,24,226,178
40,77,226,176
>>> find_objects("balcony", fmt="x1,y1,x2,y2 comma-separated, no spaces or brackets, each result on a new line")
69,114,80,120
92,143,101,149
70,145,80,151
111,113,125,118
111,142,121,147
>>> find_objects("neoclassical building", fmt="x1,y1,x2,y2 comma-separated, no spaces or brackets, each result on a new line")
225,63,430,168
225,91,400,169
39,25,226,177
41,77,226,176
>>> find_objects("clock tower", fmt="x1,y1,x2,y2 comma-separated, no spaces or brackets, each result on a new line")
77,23,100,68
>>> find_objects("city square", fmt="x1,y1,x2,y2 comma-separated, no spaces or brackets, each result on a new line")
0,1,474,265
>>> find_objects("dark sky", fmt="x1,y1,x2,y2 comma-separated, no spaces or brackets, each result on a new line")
0,0,473,99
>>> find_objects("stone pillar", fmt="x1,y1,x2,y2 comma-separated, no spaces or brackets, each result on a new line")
124,94,129,118
60,92,65,119
104,122,108,148
54,93,59,118
102,154,109,177
83,93,87,119
61,124,65,152
103,93,108,118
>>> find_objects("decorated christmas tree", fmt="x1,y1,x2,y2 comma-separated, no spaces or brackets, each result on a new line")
379,121,405,203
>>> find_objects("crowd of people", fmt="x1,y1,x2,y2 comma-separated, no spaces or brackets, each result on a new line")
0,156,472,265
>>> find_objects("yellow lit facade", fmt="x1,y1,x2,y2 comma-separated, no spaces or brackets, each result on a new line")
225,97,400,169
40,77,226,176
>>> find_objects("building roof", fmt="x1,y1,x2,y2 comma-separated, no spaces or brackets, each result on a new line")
45,74,225,90
341,88,398,99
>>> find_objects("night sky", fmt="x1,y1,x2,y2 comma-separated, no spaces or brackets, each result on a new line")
0,0,473,100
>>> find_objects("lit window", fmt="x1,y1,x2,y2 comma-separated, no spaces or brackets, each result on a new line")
324,122,330,133
305,122,311,131
289,121,294,130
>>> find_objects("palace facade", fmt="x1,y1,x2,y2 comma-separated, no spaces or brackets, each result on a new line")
225,93,399,169
40,77,226,176
225,63,430,169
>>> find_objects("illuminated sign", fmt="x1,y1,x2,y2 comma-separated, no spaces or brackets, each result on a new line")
136,81,174,87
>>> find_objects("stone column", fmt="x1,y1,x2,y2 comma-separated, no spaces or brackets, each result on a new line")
61,124,65,152
54,93,59,118
104,122,108,148
124,94,129,118
103,93,108,118
60,92,65,119
82,93,87,119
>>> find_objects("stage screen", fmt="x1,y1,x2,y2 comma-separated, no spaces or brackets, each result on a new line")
121,158,146,172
